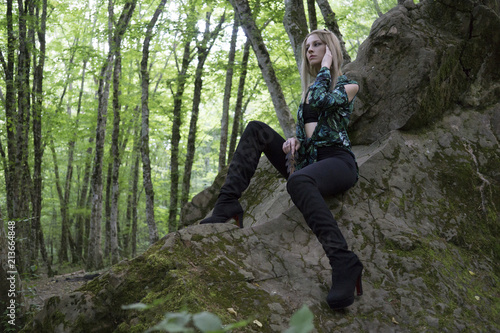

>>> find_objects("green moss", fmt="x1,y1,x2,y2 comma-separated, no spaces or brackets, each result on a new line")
403,44,469,130
431,147,500,272
72,232,290,332
380,232,500,331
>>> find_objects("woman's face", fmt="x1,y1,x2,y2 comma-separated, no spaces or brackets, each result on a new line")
305,34,326,69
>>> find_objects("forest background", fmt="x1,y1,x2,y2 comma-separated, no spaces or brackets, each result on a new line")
0,0,397,277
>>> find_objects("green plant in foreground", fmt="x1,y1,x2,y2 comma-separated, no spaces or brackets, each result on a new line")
122,303,314,333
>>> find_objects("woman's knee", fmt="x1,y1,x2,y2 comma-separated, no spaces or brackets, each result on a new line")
244,121,278,144
246,120,266,132
286,172,316,195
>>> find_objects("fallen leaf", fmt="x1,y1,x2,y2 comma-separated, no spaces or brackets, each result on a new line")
392,317,399,325
227,308,237,316
253,319,263,328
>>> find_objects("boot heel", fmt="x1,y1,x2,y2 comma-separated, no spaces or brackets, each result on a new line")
233,212,244,228
356,274,363,296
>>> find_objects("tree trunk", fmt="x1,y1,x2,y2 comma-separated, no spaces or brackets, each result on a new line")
87,0,137,271
218,15,237,172
228,38,251,162
230,0,295,138
109,50,123,264
87,54,113,270
74,139,93,262
168,8,197,232
104,161,112,258
32,0,52,276
283,0,309,71
181,12,226,212
307,0,318,31
124,109,140,257
315,0,351,65
73,60,89,264
140,0,168,243
50,144,70,263
5,0,36,276
372,0,383,17
131,152,139,257
49,36,79,265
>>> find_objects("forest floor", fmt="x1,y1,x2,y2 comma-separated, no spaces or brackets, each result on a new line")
24,268,102,311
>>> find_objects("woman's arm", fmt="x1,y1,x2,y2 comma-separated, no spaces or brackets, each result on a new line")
344,84,359,103
308,70,354,109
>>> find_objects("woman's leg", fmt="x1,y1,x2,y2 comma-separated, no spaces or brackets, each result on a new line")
201,121,288,227
286,156,362,309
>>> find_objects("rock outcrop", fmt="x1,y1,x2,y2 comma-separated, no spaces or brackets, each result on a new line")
347,0,500,144
23,0,499,332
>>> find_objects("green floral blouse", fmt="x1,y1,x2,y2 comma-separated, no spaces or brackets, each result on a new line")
295,66,358,171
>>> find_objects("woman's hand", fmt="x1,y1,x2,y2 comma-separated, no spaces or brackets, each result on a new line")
282,137,300,154
321,45,333,69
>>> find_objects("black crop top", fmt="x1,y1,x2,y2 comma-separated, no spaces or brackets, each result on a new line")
303,103,318,123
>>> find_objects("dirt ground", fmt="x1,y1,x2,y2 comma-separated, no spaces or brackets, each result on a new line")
24,269,98,311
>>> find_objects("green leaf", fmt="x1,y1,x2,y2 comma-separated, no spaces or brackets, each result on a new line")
284,305,314,333
192,312,223,332
145,312,193,333
223,320,250,331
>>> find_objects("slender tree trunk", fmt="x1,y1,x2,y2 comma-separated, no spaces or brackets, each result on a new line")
77,141,93,262
109,50,123,264
168,8,197,232
372,0,383,17
3,0,37,276
218,15,237,172
73,61,89,264
32,0,52,276
124,109,140,257
307,0,318,31
182,12,225,212
283,0,309,71
87,54,113,270
87,0,137,271
50,145,70,263
228,38,251,162
230,0,295,138
315,0,351,64
140,0,168,242
131,152,139,257
168,41,190,232
104,162,112,258
48,36,79,265
18,0,35,275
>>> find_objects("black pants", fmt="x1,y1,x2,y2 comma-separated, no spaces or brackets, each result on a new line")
224,120,358,267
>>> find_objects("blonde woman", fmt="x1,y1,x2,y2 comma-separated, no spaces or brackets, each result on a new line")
201,30,363,309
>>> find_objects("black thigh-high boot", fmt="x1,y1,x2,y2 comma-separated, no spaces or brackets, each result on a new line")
286,173,363,309
201,121,287,228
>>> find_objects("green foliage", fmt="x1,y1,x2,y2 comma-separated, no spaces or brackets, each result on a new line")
284,305,314,333
123,302,314,333
145,311,247,333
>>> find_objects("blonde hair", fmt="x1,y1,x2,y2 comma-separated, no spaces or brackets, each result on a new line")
300,30,343,102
